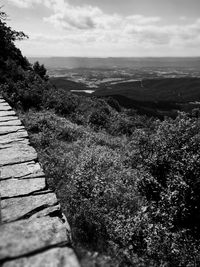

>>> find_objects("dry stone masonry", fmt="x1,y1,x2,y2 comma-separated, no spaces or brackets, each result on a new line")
0,97,80,267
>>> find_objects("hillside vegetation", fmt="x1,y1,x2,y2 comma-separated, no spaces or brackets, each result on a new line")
2,10,200,266
51,77,200,118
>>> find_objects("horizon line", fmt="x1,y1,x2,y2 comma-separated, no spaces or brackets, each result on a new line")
27,56,200,59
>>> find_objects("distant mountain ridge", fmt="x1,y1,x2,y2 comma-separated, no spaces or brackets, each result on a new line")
29,57,200,69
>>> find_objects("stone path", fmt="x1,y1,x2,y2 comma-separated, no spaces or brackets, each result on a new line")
0,97,80,267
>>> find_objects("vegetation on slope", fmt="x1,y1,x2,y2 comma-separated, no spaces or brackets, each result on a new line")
51,76,200,118
2,9,200,266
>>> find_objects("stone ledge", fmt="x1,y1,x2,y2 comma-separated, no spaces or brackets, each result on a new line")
0,98,80,267
0,216,70,260
1,193,58,223
0,177,46,198
2,247,80,267
0,143,37,166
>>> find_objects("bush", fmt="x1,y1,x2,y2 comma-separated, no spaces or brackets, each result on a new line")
106,97,121,112
127,113,200,265
45,88,80,116
0,72,49,110
33,61,48,80
89,107,110,130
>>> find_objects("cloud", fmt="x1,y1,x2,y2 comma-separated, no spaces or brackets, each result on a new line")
8,0,200,55
8,0,42,8
44,3,100,30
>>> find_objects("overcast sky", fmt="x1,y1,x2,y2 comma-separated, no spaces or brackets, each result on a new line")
2,0,200,57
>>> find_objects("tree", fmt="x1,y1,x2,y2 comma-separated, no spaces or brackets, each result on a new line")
33,61,48,80
0,7,29,82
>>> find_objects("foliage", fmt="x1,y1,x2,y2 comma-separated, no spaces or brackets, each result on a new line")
106,97,121,112
33,61,48,80
0,8,29,83
125,113,200,266
20,107,200,266
89,107,110,130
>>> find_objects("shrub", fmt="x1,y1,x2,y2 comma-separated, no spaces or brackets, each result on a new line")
89,107,110,130
33,61,48,80
127,113,200,265
45,88,80,116
106,97,121,112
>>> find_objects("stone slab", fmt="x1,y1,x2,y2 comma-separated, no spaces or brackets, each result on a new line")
0,177,46,198
0,125,25,135
0,216,70,260
0,110,16,117
0,119,21,126
0,102,11,106
2,247,80,267
0,161,44,180
1,193,58,223
0,116,19,122
0,143,37,166
0,130,28,145
0,139,29,149
0,105,12,111
30,204,61,220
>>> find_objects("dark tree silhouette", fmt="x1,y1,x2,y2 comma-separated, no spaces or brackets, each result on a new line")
33,61,48,80
0,8,29,82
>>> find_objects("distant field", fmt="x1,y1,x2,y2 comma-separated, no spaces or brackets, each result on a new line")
29,57,200,70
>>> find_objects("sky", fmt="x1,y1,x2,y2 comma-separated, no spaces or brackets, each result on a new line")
1,0,200,57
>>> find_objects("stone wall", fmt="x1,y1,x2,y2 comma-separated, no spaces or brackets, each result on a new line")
0,97,80,267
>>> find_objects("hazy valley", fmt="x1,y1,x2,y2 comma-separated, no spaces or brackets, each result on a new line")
29,57,200,118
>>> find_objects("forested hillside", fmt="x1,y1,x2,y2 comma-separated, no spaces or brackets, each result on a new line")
1,10,200,266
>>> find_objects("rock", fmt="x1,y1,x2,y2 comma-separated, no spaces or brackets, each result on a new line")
0,105,12,111
0,216,70,260
1,193,58,223
0,102,11,106
0,139,29,149
0,116,19,122
0,99,79,267
0,161,44,180
0,130,28,145
30,204,61,219
2,247,80,267
0,110,16,117
0,125,25,135
0,177,46,198
0,143,37,166
0,119,22,126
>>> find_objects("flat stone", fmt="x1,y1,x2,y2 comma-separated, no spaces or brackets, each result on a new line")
0,119,22,126
0,116,19,122
0,105,12,111
0,130,28,145
0,162,44,180
0,110,16,117
30,204,61,219
2,247,80,267
1,193,58,223
0,143,37,166
0,216,70,260
0,139,29,149
0,177,46,198
0,125,25,135
0,102,11,106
